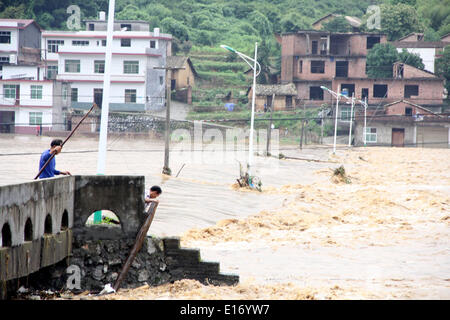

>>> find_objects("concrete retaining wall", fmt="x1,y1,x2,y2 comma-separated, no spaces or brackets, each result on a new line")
1,175,239,299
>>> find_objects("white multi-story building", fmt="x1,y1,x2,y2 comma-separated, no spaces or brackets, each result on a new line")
0,19,63,134
42,16,172,113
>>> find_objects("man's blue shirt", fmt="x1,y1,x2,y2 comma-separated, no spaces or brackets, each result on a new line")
39,149,60,179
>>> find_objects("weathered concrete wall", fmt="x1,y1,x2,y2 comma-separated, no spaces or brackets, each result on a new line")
72,175,146,240
1,175,239,299
0,177,74,247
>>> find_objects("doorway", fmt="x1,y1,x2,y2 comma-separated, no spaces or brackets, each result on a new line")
392,128,405,147
0,111,15,133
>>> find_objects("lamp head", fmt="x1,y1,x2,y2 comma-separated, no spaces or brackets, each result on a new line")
220,45,236,53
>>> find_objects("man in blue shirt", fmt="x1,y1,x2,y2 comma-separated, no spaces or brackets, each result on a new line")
39,139,71,179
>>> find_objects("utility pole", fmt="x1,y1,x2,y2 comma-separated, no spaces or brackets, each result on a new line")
348,92,355,147
97,0,115,175
154,65,185,175
266,93,275,156
300,102,305,149
320,106,324,144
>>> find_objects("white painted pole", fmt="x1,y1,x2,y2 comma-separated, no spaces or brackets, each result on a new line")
348,92,354,147
248,42,257,175
333,94,339,154
364,97,367,146
97,0,115,175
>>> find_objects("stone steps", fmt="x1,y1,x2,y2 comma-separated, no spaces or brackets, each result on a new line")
162,237,239,286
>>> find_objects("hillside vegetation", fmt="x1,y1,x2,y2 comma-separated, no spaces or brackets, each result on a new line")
1,0,448,115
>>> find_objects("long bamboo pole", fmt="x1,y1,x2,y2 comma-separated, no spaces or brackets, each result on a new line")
34,103,97,180
113,201,159,292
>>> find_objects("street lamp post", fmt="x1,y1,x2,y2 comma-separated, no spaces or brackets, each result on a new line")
348,92,355,147
363,97,367,146
97,0,115,175
320,86,341,154
221,43,261,176
321,86,368,151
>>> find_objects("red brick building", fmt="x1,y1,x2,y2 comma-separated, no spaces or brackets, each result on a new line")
279,30,445,112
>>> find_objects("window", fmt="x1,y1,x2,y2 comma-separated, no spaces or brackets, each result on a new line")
340,106,354,122
361,88,369,100
71,88,78,102
31,85,43,99
29,112,43,125
312,40,318,54
336,61,348,77
298,60,303,73
121,24,132,31
94,60,105,73
102,40,107,46
367,36,380,49
123,60,139,74
47,40,64,53
320,39,327,55
340,83,355,97
365,127,377,143
150,40,156,48
405,107,413,116
89,23,95,31
373,84,388,98
285,96,293,109
3,84,16,99
159,76,164,85
311,61,325,73
72,40,89,46
404,85,419,98
94,88,103,106
121,38,131,47
125,89,136,103
310,86,324,100
0,56,10,63
63,85,68,101
47,65,58,79
65,60,80,73
0,31,11,44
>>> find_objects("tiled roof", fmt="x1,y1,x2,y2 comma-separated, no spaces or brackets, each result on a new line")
253,83,297,96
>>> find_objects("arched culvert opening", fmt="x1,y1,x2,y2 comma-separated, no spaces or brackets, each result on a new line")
24,218,33,242
85,210,121,228
44,214,52,234
61,210,69,231
1,223,12,247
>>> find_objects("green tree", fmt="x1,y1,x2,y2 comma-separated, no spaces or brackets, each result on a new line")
366,43,400,78
435,45,450,97
321,16,352,33
424,28,441,41
377,3,423,40
390,0,416,5
161,17,189,41
248,10,272,37
280,12,311,33
0,4,27,19
398,49,425,70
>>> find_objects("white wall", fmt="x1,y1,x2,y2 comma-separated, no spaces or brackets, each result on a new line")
0,81,53,106
15,107,52,127
0,28,18,53
2,65,44,80
397,48,436,73
57,53,146,81
71,81,146,104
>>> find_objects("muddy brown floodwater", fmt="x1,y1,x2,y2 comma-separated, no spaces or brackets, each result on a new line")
1,134,449,299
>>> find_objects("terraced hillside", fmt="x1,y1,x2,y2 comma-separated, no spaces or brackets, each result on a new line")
189,48,251,116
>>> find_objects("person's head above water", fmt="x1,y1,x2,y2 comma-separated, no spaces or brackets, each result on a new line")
149,185,162,198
